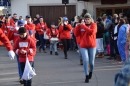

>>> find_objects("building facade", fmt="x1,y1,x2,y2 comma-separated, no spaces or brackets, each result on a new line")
11,0,130,23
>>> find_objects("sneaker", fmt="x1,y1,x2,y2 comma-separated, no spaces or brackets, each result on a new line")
65,55,68,59
118,61,124,64
44,50,47,53
55,52,58,55
39,47,41,52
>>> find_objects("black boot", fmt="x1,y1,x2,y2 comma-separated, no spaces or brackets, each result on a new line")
89,72,92,79
50,51,52,55
55,52,58,55
65,54,67,59
27,84,31,86
24,84,27,86
85,75,89,83
19,78,23,84
80,59,83,65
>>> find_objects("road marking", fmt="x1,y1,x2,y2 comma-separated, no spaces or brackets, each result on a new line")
0,72,18,76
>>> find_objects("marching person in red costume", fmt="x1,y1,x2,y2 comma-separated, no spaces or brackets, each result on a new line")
0,29,15,59
24,16,35,38
46,22,59,55
59,17,72,59
1,16,15,37
14,27,36,86
36,16,48,53
10,13,18,25
8,20,25,84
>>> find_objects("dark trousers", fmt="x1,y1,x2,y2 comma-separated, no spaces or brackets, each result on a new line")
35,32,40,47
114,40,119,55
61,39,70,56
110,37,115,57
20,62,34,85
39,34,45,50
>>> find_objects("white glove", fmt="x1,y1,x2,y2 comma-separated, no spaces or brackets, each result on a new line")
8,50,15,60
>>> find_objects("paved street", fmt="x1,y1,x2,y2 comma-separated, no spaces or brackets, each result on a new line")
0,47,122,86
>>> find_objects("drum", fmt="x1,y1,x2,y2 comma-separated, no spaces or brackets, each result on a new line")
50,38,59,43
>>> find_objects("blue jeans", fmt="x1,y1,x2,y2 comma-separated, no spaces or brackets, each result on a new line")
39,34,45,50
77,44,82,59
80,48,96,75
50,42,57,52
117,42,126,61
16,54,22,78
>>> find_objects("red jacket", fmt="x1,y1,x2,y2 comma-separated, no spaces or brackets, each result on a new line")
24,24,36,38
14,36,36,62
24,23,35,32
0,29,13,51
73,27,80,44
8,28,19,44
1,23,15,36
46,28,59,38
36,22,48,35
59,24,72,39
74,23,97,48
10,18,15,25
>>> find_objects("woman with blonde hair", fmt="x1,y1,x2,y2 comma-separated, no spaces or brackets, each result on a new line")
74,13,97,83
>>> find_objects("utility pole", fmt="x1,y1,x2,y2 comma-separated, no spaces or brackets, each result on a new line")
65,3,67,16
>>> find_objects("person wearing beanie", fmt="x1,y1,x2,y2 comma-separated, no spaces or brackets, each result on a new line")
24,16,35,39
46,22,59,55
74,13,97,83
14,27,36,86
8,19,25,84
95,17,105,58
105,15,115,60
24,15,31,25
36,16,48,53
59,17,72,59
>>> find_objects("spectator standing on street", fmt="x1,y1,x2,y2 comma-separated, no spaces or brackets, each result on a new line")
59,17,72,59
14,27,36,86
113,17,121,61
105,15,115,60
74,13,97,83
117,18,128,63
96,17,105,58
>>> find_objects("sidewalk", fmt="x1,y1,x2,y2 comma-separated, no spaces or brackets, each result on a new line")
0,47,122,86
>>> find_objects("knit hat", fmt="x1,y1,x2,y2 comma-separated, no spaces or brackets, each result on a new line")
26,15,31,19
40,16,43,18
84,13,92,18
18,20,24,26
51,22,55,25
18,27,26,34
63,17,68,21
97,17,102,22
